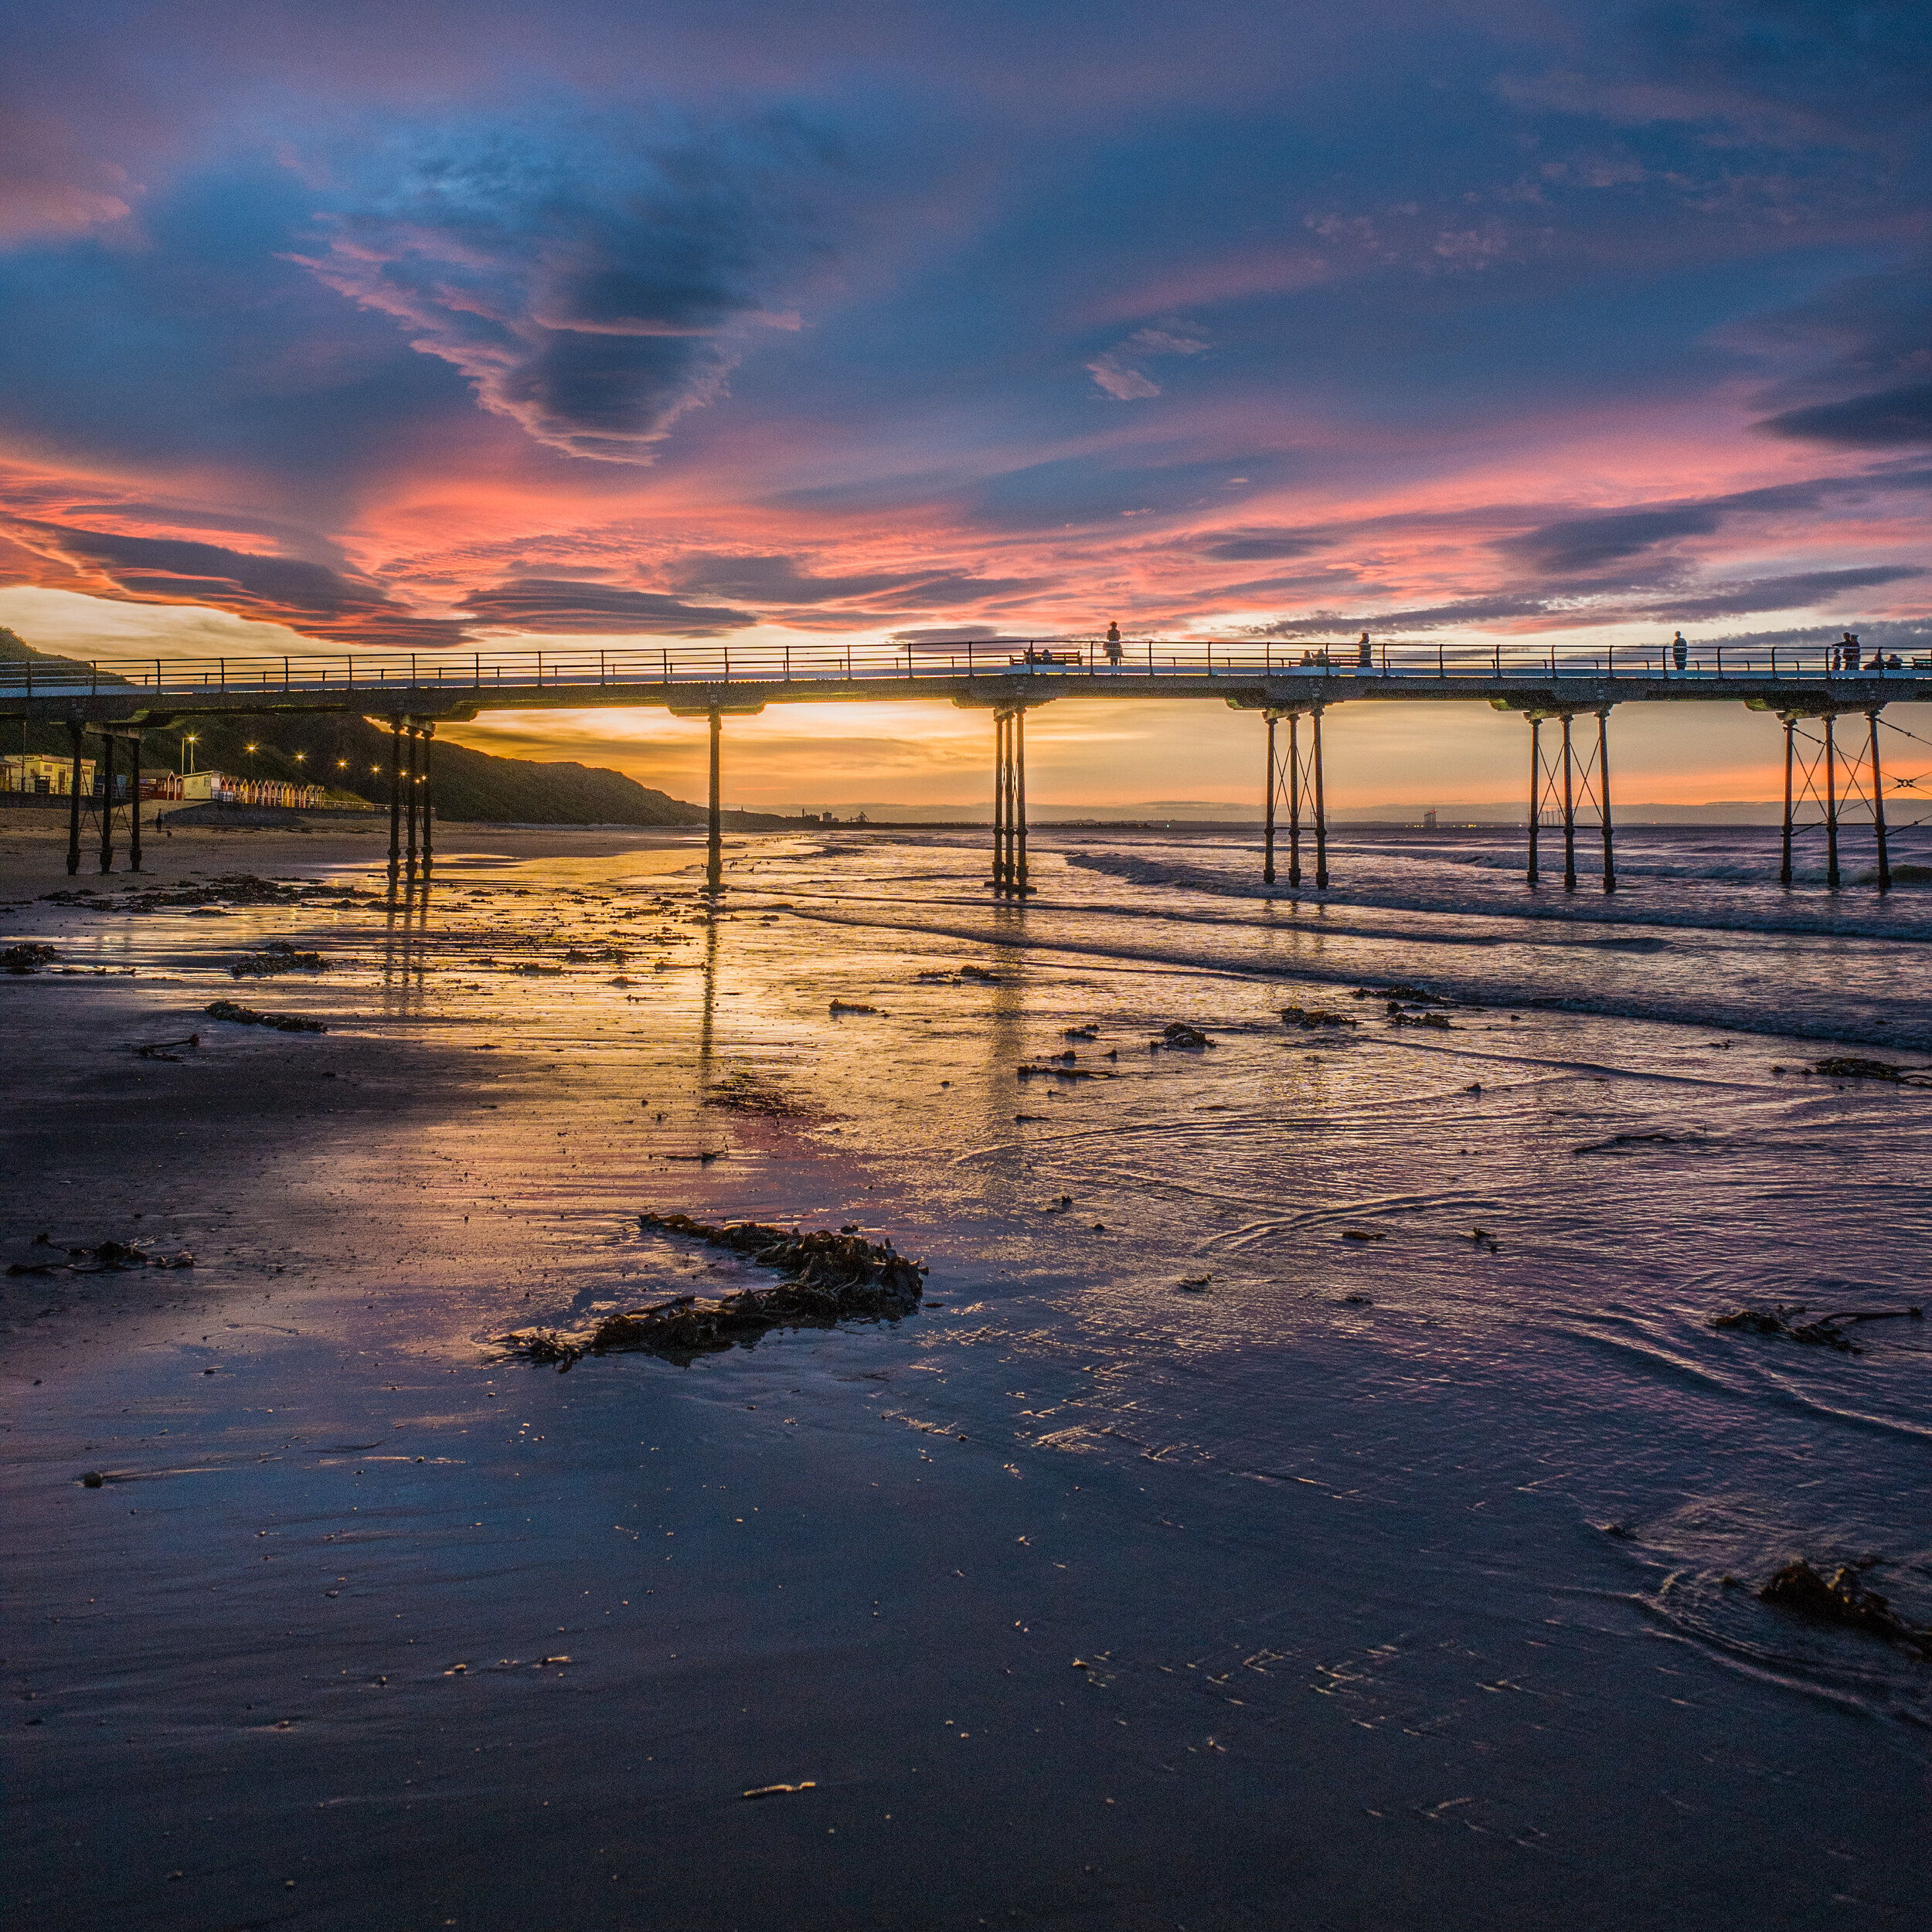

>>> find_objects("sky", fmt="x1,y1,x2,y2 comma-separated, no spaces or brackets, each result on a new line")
1,0,1927,811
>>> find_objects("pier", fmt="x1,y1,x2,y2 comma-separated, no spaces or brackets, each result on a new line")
7,633,1924,892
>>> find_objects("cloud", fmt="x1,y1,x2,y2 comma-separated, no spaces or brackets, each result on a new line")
7,521,468,647
457,578,757,636
1248,565,1924,638
1498,507,1723,576
1663,565,1923,619
294,122,835,461
670,553,1037,612
1087,326,1209,402
0,111,136,243
1754,383,1932,449
1199,530,1326,563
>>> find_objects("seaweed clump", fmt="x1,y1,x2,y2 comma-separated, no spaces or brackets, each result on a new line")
204,998,328,1032
1812,1056,1930,1087
1759,1560,1932,1659
497,1213,926,1369
230,942,330,978
1709,1302,1922,1352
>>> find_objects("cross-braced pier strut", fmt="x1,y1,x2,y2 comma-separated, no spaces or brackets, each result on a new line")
1259,705,1328,888
1509,704,1614,892
990,707,1032,896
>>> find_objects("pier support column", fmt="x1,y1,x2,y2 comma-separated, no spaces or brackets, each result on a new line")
1014,706,1029,895
1263,714,1277,885
98,732,115,874
128,733,141,872
988,708,1033,896
1596,709,1614,893
1262,708,1307,886
1311,705,1328,890
1560,712,1577,892
66,719,83,876
706,706,723,896
387,716,403,880
404,723,421,879
1526,716,1541,885
991,712,1008,892
1780,715,1795,887
420,724,434,876
1868,708,1889,893
1288,713,1302,887
1825,714,1839,889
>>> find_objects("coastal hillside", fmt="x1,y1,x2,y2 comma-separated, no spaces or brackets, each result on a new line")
0,629,785,828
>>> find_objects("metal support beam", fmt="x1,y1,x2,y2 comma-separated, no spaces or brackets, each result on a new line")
387,715,403,879
991,712,1008,891
1780,715,1795,887
404,724,420,879
1868,708,1889,893
1527,716,1540,885
1825,714,1839,889
66,719,83,876
1288,713,1302,887
1597,709,1614,893
988,709,1032,896
706,706,723,895
1561,712,1577,892
1263,714,1276,885
1311,706,1328,890
420,724,434,876
98,731,114,874
1014,706,1029,895
128,731,141,872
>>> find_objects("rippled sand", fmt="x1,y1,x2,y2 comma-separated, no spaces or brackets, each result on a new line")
4,817,1929,1930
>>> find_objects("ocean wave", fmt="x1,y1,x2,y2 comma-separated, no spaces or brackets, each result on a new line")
1060,848,1932,945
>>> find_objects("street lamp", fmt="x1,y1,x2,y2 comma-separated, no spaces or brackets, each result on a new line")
181,732,198,776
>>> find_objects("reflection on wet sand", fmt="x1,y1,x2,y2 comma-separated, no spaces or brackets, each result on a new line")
2,821,1929,1932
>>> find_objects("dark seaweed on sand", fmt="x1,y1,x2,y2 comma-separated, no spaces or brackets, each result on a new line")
1760,1560,1932,1660
496,1213,926,1369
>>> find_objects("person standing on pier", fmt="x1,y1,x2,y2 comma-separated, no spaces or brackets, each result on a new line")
1104,621,1124,667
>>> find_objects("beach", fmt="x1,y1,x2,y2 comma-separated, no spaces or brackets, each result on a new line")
4,811,1930,1930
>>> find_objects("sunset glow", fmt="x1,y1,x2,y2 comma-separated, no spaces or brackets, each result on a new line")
2,1,1926,802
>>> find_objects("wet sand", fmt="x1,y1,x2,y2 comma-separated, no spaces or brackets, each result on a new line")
4,818,1930,1930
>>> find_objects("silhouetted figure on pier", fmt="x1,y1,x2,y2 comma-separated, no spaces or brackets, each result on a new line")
1671,631,1689,671
1104,621,1124,667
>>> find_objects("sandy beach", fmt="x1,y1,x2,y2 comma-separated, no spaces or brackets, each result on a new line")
5,815,1930,1931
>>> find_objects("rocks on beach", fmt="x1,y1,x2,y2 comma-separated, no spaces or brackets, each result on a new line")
3,942,57,975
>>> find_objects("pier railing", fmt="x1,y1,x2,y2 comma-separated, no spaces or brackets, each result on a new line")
5,634,1927,703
